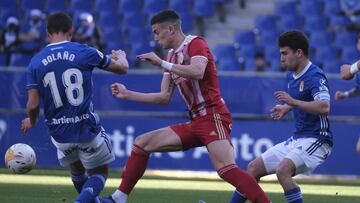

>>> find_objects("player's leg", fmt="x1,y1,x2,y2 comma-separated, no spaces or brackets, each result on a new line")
110,126,183,203
75,129,115,203
278,138,332,203
207,139,270,203
69,160,88,193
230,140,288,203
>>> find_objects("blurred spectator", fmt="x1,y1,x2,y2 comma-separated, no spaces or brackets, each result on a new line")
255,52,267,72
73,12,104,51
340,0,360,32
19,9,46,53
0,17,20,65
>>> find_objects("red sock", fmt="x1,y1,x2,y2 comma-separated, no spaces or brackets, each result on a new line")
218,164,270,203
119,144,149,194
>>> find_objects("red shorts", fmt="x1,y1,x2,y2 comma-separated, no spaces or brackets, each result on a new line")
170,113,233,150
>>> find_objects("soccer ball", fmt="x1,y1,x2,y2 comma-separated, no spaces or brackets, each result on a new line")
4,143,36,174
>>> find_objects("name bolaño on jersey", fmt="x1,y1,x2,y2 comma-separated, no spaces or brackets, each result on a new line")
27,41,110,143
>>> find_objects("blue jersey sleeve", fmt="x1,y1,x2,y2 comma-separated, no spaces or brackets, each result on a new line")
26,62,39,90
85,47,111,69
310,74,330,101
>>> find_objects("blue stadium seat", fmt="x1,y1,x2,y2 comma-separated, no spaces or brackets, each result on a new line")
69,0,93,13
169,0,191,13
44,0,67,14
239,45,258,59
299,0,323,17
341,47,360,63
324,0,340,16
269,58,282,72
9,54,33,67
143,0,166,17
0,53,7,66
217,57,241,71
21,0,44,11
329,16,351,31
127,28,151,47
233,30,256,48
119,0,142,14
122,12,146,32
103,34,126,54
264,46,280,61
243,59,256,71
303,16,328,33
334,32,358,48
178,12,194,32
94,0,117,13
322,59,341,73
255,15,278,34
279,15,303,31
260,31,280,46
98,12,120,28
310,31,333,47
213,44,237,62
193,0,216,17
275,1,298,18
315,46,339,66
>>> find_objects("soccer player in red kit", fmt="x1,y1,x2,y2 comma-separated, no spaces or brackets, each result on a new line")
102,10,271,203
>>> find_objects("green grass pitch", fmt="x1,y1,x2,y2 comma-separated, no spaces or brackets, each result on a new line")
0,168,359,203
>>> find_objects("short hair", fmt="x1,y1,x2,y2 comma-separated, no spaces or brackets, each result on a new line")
47,12,72,34
278,30,309,57
150,10,180,25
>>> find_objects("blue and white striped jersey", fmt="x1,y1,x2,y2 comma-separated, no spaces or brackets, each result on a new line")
286,62,333,146
26,41,111,143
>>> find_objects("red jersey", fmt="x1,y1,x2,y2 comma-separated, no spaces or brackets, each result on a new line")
166,35,230,119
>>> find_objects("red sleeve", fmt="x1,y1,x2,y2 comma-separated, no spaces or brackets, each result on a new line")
188,38,209,59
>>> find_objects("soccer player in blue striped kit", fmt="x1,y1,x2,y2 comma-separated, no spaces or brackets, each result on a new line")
230,30,333,203
20,12,129,203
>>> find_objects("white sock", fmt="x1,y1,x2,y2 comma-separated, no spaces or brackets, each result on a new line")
112,189,128,203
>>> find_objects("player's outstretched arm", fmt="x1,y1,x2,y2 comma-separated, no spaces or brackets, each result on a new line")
106,50,129,74
111,73,175,105
334,87,360,100
137,52,207,80
21,89,40,134
274,91,330,115
341,62,359,80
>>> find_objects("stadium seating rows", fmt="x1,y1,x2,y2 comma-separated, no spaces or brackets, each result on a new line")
0,0,359,73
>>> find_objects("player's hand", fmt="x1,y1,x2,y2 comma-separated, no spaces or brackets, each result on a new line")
21,118,33,134
271,104,287,120
340,64,355,80
274,91,297,106
111,83,128,99
137,52,162,66
334,91,347,100
111,49,126,60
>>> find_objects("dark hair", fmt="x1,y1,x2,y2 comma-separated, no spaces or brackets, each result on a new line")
150,10,180,25
47,12,72,34
278,30,309,57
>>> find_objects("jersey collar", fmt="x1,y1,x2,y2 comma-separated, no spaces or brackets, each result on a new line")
47,40,69,47
173,35,197,53
293,61,311,80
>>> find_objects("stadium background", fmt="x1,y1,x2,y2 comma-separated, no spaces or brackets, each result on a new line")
1,0,360,176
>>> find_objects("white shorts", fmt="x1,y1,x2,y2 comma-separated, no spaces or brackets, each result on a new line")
261,137,332,175
51,129,115,169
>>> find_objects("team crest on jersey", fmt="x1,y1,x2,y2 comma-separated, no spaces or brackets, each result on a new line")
299,80,304,92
